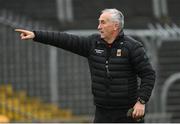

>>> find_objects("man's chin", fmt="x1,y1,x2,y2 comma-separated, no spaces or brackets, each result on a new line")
100,35,105,39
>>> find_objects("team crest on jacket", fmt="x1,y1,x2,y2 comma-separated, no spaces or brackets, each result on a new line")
116,49,122,56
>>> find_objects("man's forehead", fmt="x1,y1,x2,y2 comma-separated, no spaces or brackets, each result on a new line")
99,12,111,21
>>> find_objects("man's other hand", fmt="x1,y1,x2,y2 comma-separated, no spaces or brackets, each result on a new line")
132,101,145,120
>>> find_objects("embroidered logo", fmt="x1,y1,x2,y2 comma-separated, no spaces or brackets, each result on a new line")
94,49,104,54
116,49,122,56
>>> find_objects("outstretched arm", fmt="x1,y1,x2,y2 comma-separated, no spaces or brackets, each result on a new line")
15,29,92,57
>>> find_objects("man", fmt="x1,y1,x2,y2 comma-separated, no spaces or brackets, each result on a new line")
15,8,156,122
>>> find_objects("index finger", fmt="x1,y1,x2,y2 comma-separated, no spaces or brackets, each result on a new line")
14,29,29,33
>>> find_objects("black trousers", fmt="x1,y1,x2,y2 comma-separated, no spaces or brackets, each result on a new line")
94,107,144,123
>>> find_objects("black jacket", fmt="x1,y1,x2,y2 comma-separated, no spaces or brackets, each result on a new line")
33,31,156,109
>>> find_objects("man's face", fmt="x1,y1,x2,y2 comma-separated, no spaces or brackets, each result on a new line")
98,12,117,40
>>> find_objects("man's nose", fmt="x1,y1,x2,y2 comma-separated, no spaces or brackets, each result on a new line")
98,24,101,30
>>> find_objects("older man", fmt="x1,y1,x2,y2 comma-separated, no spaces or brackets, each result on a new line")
15,8,156,122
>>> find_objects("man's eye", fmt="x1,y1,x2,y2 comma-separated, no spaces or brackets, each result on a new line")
101,21,105,24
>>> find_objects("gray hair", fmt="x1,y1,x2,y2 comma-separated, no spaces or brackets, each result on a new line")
102,8,124,29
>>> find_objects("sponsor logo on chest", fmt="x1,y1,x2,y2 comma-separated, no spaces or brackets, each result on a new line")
94,49,104,54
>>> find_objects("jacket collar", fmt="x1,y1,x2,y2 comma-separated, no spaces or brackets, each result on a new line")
97,30,124,47
114,30,124,42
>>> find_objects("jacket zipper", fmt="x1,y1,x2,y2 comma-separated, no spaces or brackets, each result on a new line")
105,60,110,78
105,46,112,98
105,46,112,79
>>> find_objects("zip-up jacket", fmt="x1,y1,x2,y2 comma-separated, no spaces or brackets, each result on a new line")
33,31,156,109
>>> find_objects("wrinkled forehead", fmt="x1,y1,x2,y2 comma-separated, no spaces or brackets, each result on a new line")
98,12,112,22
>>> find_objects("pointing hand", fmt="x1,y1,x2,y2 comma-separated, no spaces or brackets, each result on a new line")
15,29,35,40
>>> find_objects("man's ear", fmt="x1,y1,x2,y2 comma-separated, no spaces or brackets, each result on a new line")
114,23,119,31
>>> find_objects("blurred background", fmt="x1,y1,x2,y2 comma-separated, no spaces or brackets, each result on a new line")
0,0,180,122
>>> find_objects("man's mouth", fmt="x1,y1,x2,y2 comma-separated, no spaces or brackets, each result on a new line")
100,31,104,34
